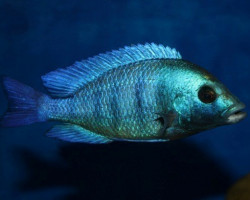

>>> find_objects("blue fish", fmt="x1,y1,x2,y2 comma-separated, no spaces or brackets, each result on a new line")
1,43,247,143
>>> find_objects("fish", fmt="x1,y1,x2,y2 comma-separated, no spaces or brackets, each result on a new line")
0,43,247,144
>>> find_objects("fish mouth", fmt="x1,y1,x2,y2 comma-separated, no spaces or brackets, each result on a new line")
223,103,247,124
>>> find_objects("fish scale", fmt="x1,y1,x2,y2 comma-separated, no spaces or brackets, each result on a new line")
1,43,246,143
45,60,167,139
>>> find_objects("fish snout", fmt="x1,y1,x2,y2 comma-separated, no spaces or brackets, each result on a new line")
222,102,247,124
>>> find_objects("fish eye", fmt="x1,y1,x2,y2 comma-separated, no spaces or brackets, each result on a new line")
198,86,217,104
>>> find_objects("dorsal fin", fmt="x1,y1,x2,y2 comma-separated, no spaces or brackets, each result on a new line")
41,43,182,97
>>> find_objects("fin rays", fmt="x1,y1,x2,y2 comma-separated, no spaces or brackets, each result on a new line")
47,124,113,144
42,43,182,97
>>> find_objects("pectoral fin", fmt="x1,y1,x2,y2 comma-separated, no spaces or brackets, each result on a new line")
155,111,177,136
47,124,113,144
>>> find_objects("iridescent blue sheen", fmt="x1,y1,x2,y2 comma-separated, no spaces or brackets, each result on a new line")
1,43,246,143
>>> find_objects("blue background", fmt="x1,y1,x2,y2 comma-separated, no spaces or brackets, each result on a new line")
0,0,249,199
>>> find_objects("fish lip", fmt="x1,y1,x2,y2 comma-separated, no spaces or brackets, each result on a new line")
222,103,247,124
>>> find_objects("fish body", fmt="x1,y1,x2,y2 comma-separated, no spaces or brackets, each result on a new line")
1,43,246,143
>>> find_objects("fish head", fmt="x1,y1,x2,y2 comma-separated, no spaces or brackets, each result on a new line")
172,62,246,133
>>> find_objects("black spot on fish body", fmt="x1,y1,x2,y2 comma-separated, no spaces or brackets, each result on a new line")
155,111,177,137
156,116,165,126
154,79,176,137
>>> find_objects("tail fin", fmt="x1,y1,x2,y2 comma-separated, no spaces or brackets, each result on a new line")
1,77,47,127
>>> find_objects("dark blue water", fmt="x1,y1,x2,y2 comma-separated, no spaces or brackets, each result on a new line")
0,0,249,199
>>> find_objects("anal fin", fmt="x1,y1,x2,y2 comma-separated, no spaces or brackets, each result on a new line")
47,124,112,144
